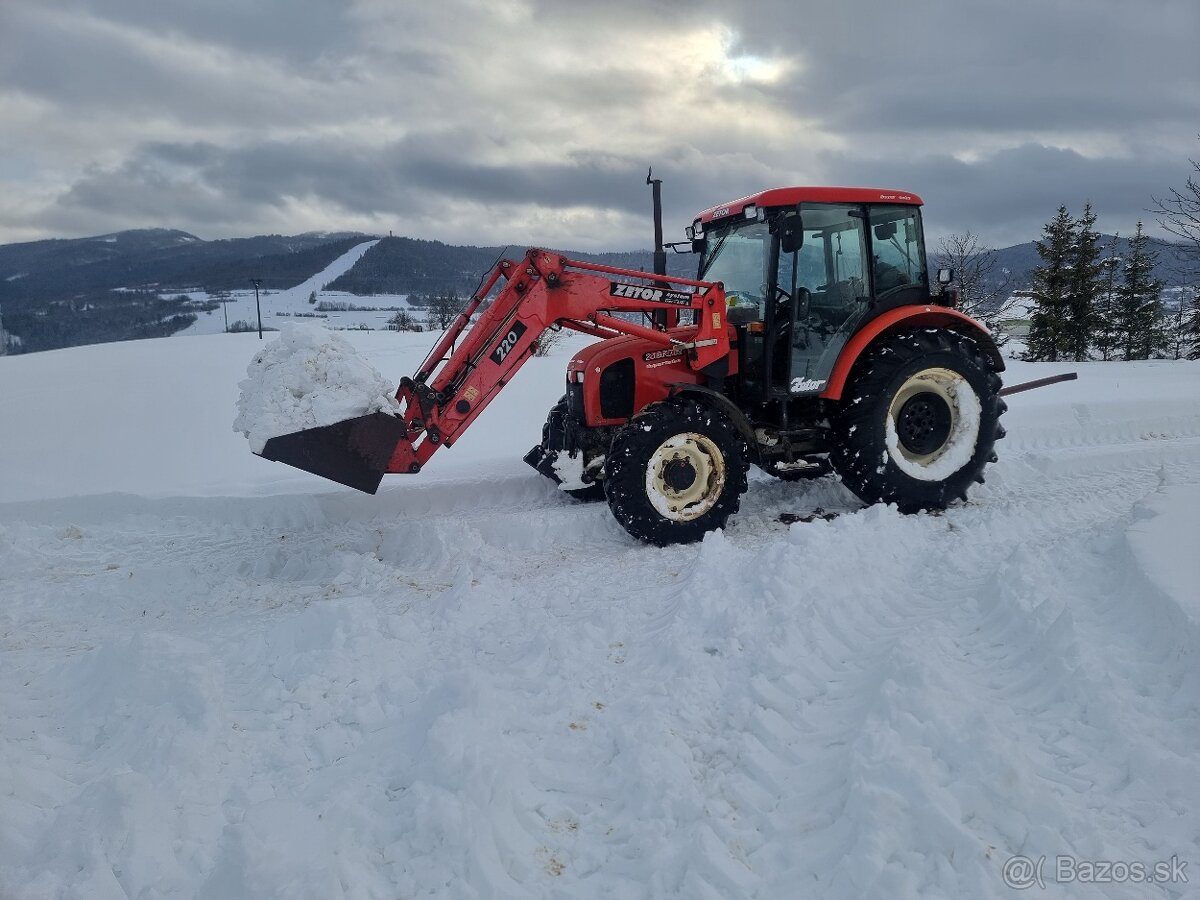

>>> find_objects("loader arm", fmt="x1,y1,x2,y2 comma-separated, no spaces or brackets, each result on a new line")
258,248,729,492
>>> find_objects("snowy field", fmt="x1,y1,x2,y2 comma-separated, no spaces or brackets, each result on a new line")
176,239,424,336
1,329,1199,898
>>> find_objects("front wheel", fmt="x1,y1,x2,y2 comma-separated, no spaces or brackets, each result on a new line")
830,330,1005,512
524,395,606,502
604,399,748,545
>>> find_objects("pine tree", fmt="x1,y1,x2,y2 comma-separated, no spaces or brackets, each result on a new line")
1062,203,1102,360
1093,235,1121,361
1181,289,1200,360
1114,222,1165,360
1025,206,1075,361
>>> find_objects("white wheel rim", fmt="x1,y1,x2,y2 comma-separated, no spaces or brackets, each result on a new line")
644,432,726,522
885,367,981,475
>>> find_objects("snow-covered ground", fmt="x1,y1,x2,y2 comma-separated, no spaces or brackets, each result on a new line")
1,331,1198,898
176,239,424,336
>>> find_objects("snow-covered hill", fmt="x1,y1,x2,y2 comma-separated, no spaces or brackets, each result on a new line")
178,239,423,336
1,333,1198,898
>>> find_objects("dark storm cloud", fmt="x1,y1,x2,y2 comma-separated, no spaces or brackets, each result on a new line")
2,0,1198,248
826,143,1188,247
723,0,1199,135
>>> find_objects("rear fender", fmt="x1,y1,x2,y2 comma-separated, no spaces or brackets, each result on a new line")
820,306,1003,401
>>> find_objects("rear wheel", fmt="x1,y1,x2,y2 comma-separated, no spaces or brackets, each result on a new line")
605,399,748,545
830,330,1005,512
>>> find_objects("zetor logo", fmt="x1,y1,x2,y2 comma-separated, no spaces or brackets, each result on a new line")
610,283,693,306
490,319,528,365
790,377,827,393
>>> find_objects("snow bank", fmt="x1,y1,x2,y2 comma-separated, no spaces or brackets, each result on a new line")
1126,481,1200,621
233,323,399,453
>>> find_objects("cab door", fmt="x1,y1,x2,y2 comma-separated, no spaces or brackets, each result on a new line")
783,204,871,393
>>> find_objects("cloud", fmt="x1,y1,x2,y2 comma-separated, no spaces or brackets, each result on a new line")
1,0,1197,249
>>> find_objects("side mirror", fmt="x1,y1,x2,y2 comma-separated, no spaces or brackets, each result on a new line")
873,221,897,240
936,267,955,285
778,213,804,254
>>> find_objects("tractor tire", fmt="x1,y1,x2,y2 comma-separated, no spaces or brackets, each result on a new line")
529,395,606,502
829,329,1005,513
604,398,748,545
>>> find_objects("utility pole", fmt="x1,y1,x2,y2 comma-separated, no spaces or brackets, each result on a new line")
250,278,263,339
221,292,229,333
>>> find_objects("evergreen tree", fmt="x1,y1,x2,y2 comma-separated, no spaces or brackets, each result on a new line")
1181,290,1200,360
1113,222,1165,360
1093,235,1121,361
1025,206,1076,361
1064,203,1102,361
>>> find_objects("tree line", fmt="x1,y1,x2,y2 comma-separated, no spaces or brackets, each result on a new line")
1021,207,1199,361
934,147,1200,362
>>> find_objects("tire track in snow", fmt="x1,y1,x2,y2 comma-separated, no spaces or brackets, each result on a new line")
571,450,1200,897
2,391,1199,897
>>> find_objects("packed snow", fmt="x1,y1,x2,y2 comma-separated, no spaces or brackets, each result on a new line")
884,375,983,481
1,328,1199,899
233,323,398,453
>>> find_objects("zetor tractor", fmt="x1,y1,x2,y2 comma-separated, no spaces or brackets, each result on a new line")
259,186,1009,545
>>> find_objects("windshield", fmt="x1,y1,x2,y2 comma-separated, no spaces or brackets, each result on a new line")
698,221,770,313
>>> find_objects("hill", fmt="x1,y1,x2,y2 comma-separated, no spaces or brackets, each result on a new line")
2,224,1191,356
325,237,695,297
0,231,377,352
948,234,1189,294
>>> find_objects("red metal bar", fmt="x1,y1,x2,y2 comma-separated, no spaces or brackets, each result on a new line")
564,256,715,290
414,262,508,382
592,311,676,347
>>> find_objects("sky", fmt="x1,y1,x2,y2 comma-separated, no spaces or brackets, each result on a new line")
1,0,1198,252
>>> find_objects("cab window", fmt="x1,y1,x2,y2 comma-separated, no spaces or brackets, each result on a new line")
869,205,925,297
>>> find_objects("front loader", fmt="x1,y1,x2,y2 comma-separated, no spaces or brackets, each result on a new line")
256,185,1042,545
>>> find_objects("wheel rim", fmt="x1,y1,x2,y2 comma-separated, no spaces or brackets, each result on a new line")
886,367,969,466
644,432,726,522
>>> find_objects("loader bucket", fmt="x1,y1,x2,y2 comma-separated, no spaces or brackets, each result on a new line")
257,411,411,494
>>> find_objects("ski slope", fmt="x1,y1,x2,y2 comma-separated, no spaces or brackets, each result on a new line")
177,239,421,336
1,332,1198,898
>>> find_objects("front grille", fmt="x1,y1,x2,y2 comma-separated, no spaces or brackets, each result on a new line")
599,358,635,419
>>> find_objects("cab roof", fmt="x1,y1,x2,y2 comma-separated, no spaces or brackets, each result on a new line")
695,186,924,226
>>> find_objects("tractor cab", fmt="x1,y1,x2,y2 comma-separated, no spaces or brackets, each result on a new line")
692,188,930,401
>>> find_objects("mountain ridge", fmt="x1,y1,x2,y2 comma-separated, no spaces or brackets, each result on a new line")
0,227,1192,353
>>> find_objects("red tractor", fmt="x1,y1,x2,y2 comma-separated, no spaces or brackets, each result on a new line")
259,185,1010,545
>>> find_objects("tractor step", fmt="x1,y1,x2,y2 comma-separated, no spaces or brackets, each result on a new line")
778,508,840,524
257,411,411,494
